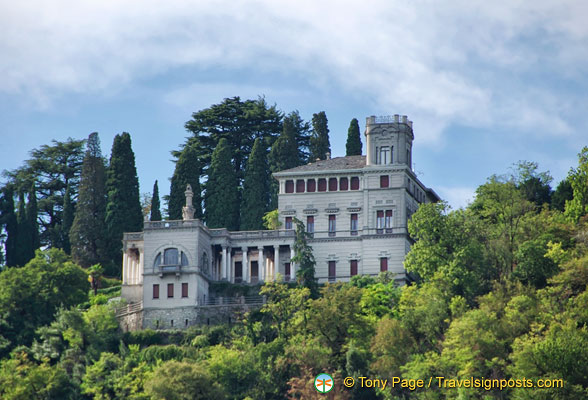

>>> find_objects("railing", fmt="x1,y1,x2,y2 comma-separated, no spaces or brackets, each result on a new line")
123,232,143,241
115,301,143,317
228,230,296,239
158,264,182,276
144,220,201,230
201,296,266,307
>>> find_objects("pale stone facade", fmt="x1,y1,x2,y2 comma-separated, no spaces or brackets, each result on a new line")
120,115,439,329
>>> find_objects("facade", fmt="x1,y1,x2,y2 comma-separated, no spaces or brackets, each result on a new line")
120,115,439,329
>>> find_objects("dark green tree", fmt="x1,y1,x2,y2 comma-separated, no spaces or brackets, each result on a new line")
70,132,108,269
285,110,311,164
292,217,318,298
105,132,143,271
552,178,573,211
150,180,162,221
168,144,202,220
345,118,362,156
268,118,300,209
26,182,40,251
2,138,85,248
0,188,18,267
310,111,331,161
565,146,588,222
61,183,74,254
240,138,269,230
183,96,282,182
205,139,239,230
15,191,34,266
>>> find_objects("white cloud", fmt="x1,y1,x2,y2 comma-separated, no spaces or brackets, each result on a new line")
1,0,587,141
436,186,477,210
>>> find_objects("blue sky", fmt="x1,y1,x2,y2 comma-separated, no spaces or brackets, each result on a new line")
1,0,587,209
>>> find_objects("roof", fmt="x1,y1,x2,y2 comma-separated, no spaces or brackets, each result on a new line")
273,155,366,175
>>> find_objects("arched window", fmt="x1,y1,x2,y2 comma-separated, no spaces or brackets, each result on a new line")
164,248,179,265
181,252,189,266
154,253,162,267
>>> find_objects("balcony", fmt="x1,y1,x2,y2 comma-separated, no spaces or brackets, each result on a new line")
158,264,182,277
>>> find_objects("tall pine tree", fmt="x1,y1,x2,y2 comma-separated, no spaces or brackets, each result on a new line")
1,188,18,267
169,144,202,220
205,138,239,230
26,182,40,252
70,132,108,269
345,118,362,156
310,111,331,161
285,110,311,164
150,180,162,221
61,183,74,254
15,191,34,266
105,132,143,271
240,138,269,230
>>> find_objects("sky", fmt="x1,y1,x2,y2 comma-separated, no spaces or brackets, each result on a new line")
1,0,587,209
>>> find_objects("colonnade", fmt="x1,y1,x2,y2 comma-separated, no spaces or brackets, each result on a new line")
216,245,296,283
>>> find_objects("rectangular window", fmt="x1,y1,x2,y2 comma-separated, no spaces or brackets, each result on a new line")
328,215,336,237
350,177,360,190
385,210,393,233
391,146,394,163
234,262,242,283
285,180,294,193
328,177,338,191
318,178,327,192
285,262,291,282
377,210,384,233
296,179,305,193
167,283,174,298
340,177,348,190
307,179,316,192
285,217,293,230
380,175,389,188
350,260,358,276
328,261,336,282
153,284,159,299
380,257,388,272
380,146,390,164
182,283,188,298
350,214,358,235
307,216,314,234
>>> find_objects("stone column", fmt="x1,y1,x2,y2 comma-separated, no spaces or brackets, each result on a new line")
138,250,144,284
228,249,233,283
258,247,265,282
273,246,279,280
290,246,296,278
122,252,129,284
242,248,249,283
221,246,227,280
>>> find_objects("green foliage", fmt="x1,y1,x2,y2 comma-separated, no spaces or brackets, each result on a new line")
150,180,162,221
565,146,588,222
105,132,143,273
240,138,269,230
0,249,88,355
61,183,74,254
15,190,35,266
291,217,318,298
552,178,573,211
260,280,310,339
0,188,18,267
2,138,85,249
168,143,202,220
345,117,362,156
268,118,301,208
262,209,281,230
310,111,331,161
146,360,226,400
70,132,109,269
205,138,240,230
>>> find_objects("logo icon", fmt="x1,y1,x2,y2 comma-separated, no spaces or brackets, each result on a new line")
314,373,334,393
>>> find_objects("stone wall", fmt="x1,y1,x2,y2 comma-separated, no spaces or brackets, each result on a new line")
141,303,259,330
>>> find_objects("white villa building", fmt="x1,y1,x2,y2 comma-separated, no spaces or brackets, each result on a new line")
120,115,439,329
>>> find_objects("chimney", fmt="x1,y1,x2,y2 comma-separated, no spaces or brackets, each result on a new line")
326,152,331,160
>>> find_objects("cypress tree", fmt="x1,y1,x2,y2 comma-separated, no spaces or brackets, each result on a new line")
169,144,202,220
15,191,34,266
268,118,301,209
61,183,74,254
310,111,331,161
2,188,18,267
26,182,40,252
105,132,143,271
240,138,269,230
285,110,311,164
205,138,239,230
70,132,108,269
345,118,362,156
150,180,162,221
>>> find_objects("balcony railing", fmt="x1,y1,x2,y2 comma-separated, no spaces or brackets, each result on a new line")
158,264,182,276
